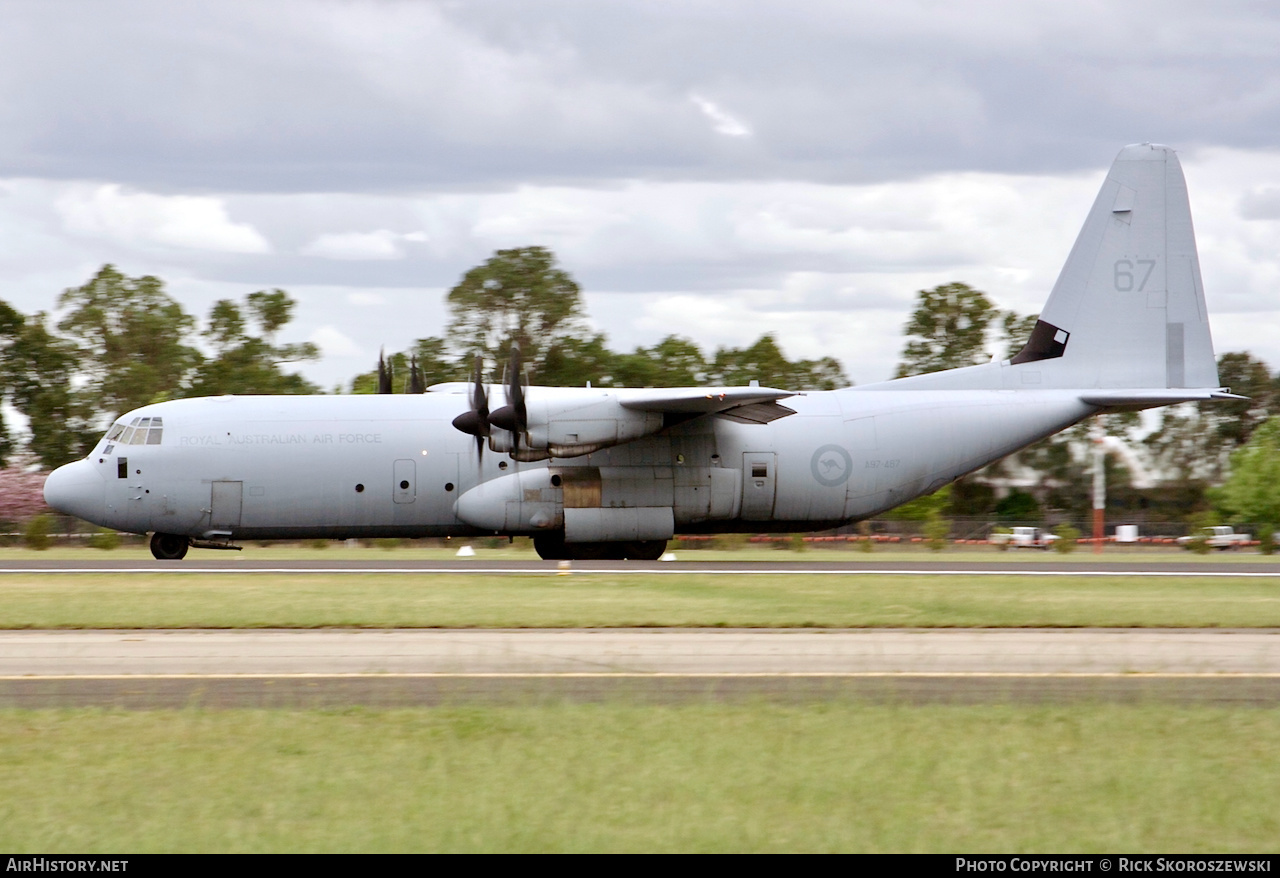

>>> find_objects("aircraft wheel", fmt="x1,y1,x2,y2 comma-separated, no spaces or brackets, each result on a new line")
623,540,667,561
534,533,569,561
566,542,615,561
150,532,190,561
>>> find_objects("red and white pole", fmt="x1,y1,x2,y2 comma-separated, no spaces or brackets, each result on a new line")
1092,417,1105,554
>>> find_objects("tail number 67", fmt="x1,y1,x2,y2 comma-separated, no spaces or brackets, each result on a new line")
1114,259,1156,292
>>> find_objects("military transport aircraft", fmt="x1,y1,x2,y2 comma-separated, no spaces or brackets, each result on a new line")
44,144,1238,560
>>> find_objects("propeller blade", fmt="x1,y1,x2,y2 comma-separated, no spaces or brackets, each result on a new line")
472,355,489,423
449,354,490,463
508,344,527,433
486,344,529,457
488,345,528,436
408,355,425,394
377,349,392,394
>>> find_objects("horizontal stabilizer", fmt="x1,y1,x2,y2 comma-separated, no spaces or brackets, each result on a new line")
1080,388,1246,410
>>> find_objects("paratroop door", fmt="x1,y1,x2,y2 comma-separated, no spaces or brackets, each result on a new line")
740,452,777,520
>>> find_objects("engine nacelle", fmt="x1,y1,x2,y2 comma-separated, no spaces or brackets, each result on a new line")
488,393,664,460
453,465,676,542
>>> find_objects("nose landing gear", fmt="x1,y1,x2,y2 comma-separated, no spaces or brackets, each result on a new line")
150,532,190,561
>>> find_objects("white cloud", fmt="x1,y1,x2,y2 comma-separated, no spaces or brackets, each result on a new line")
301,229,414,260
55,184,270,253
1239,188,1280,221
309,325,363,358
689,94,752,138
5,144,1280,392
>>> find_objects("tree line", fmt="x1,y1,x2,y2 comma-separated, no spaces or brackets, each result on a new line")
890,280,1280,528
0,249,846,470
0,265,321,468
351,246,847,395
5,247,1279,533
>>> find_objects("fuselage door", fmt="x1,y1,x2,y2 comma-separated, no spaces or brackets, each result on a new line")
740,452,777,520
393,459,416,504
209,480,243,529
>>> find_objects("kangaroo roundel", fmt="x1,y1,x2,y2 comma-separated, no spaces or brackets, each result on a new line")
811,444,853,487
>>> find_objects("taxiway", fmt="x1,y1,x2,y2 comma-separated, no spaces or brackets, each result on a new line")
3,628,1278,708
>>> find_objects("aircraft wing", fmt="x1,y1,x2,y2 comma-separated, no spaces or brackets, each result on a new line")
617,386,795,415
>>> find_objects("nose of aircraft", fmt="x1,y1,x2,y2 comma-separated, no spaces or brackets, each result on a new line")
43,459,107,525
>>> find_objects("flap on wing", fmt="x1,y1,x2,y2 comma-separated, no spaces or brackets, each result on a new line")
716,402,798,424
618,386,794,415
1080,388,1247,410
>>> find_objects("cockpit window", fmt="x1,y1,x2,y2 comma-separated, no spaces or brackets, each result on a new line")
104,416,164,448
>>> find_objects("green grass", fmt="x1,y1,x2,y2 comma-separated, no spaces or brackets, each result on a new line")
1,572,1279,628
6,542,1280,563
0,704,1276,852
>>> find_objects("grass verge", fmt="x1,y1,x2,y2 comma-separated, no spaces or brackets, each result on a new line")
1,703,1276,853
6,543,1280,563
1,572,1279,628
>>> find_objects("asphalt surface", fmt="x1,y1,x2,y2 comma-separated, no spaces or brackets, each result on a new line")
4,628,1278,708
6,555,1278,706
4,557,1280,574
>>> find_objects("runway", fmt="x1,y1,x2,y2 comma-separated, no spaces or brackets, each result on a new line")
4,557,1280,575
4,628,1279,707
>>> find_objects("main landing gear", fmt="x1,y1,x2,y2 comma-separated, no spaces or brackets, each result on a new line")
150,532,190,561
533,533,667,561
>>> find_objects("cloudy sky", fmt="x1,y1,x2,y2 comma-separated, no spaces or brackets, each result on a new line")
2,0,1278,390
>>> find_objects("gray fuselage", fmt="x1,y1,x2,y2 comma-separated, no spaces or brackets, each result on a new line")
44,386,1095,541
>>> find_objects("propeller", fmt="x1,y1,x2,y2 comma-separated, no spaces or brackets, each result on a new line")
408,355,425,394
488,345,528,454
377,349,392,394
450,355,490,461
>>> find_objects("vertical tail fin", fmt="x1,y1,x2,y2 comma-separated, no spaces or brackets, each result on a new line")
1013,143,1218,389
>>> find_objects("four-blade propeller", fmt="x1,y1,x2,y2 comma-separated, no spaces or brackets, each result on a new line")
450,355,492,461
450,346,530,461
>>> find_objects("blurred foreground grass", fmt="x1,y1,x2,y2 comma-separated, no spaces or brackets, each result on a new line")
1,572,1279,628
1,704,1276,853
6,542,1280,563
